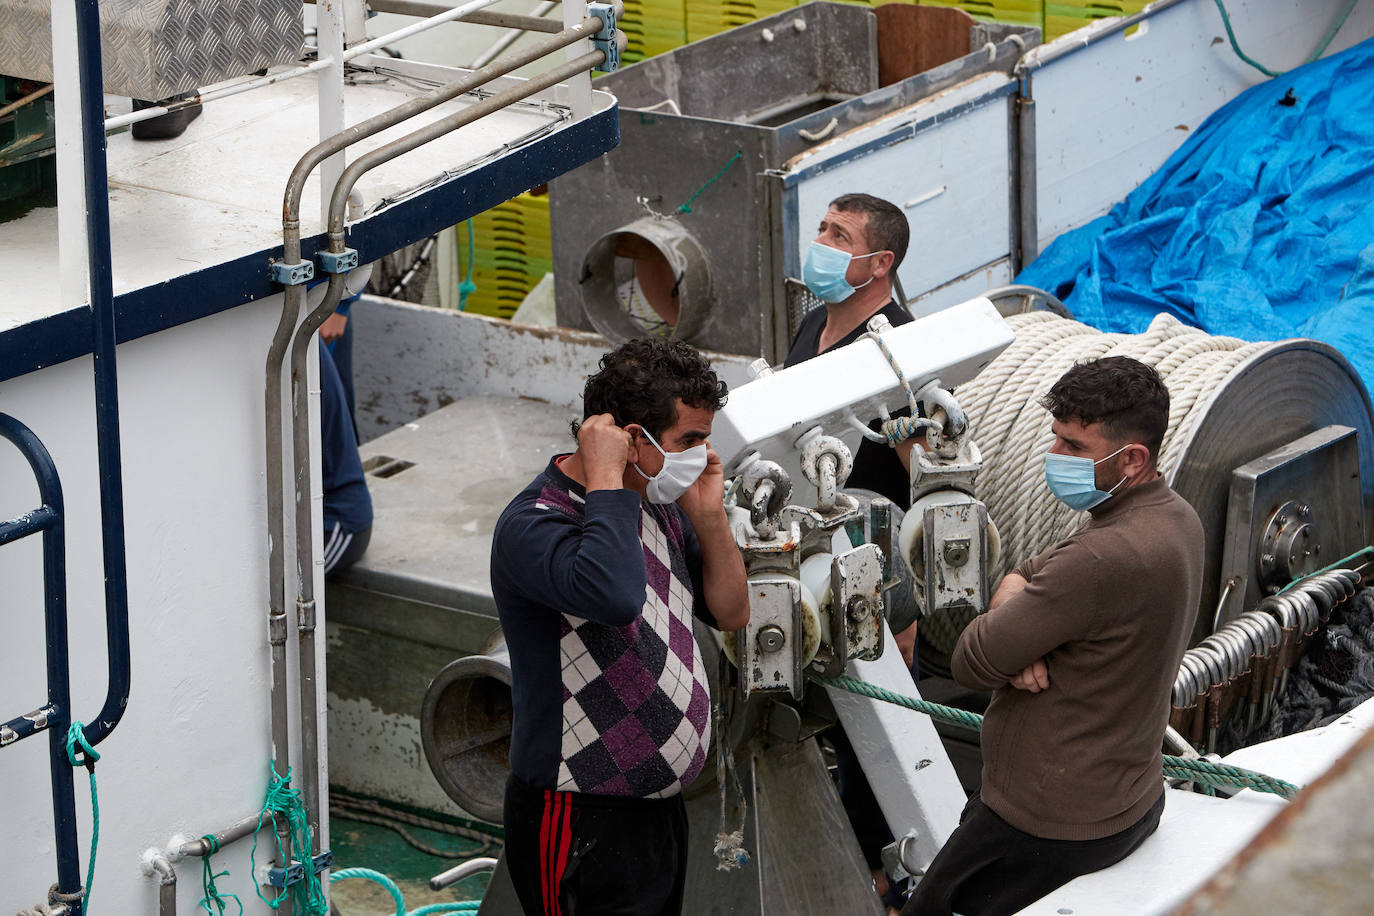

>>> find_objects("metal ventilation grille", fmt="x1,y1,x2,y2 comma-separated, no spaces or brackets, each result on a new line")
783,277,824,345
0,0,303,100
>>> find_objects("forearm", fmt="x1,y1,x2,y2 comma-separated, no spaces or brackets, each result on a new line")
690,510,750,631
989,572,1027,610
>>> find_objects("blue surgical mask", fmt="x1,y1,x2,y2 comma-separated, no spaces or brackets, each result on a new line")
802,240,880,303
1043,444,1130,511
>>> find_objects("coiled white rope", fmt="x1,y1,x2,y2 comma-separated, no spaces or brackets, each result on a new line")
921,311,1270,652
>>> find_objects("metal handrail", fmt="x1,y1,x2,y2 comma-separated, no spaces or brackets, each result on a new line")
0,412,82,907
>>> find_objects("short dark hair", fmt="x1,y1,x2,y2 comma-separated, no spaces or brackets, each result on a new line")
573,337,727,439
830,193,910,271
1041,357,1170,464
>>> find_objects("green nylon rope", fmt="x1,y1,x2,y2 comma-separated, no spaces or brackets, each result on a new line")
677,150,743,214
65,721,100,907
330,867,406,916
458,218,476,311
814,674,1300,800
198,834,244,916
1212,0,1358,78
250,763,328,914
329,867,482,915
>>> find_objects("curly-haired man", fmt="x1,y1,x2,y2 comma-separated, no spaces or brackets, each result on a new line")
492,337,749,916
904,356,1204,916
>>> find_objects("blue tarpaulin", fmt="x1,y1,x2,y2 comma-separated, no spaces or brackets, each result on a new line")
1017,36,1374,395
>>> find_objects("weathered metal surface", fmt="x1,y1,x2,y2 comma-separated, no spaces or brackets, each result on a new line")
823,626,965,879
1218,425,1365,627
0,0,303,99
550,1,1035,360
1171,341,1374,645
1174,726,1374,916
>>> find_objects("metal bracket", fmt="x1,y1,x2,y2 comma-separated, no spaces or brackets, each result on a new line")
266,861,306,888
266,850,333,888
269,259,314,286
587,3,620,72
318,248,359,274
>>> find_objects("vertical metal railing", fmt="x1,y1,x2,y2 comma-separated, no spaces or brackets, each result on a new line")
0,414,83,910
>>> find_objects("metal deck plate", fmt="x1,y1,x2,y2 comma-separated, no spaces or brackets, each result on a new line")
335,394,577,617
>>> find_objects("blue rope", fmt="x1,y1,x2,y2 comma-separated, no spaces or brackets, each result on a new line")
65,721,100,907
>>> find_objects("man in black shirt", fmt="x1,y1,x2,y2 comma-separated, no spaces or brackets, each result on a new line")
784,193,919,914
784,193,917,514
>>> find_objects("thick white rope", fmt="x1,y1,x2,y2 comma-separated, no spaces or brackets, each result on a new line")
921,312,1277,653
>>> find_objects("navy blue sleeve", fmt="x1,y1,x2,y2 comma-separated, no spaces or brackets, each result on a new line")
319,344,372,532
494,489,648,627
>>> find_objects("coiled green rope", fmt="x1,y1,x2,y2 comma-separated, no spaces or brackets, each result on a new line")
814,674,1300,800
329,867,482,915
65,721,100,907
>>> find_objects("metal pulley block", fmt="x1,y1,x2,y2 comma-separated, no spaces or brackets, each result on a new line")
828,543,886,670
898,489,996,619
726,573,821,699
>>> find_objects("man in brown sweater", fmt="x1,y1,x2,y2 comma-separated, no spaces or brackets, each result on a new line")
903,356,1204,916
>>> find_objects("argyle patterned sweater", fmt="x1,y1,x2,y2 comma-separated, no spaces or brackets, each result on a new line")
492,457,715,798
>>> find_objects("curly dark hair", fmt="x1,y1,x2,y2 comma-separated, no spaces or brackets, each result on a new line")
572,337,728,439
830,193,910,271
1041,356,1170,464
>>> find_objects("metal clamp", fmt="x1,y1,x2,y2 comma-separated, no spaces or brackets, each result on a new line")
266,861,306,888
270,259,315,286
265,850,332,887
587,3,620,72
317,248,360,274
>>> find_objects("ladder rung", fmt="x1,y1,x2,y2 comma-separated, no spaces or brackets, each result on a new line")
0,505,58,547
0,705,60,748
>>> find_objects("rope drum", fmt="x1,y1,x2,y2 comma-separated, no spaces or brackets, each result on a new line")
920,310,1374,654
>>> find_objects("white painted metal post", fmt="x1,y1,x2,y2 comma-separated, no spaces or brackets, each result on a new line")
561,0,594,119
50,0,89,309
342,0,370,46
823,626,966,877
316,0,349,227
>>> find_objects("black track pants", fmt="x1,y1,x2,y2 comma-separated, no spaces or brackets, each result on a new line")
504,774,689,916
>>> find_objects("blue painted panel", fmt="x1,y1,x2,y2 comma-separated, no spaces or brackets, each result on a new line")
0,106,619,384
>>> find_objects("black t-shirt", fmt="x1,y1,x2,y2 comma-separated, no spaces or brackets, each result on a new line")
783,300,915,510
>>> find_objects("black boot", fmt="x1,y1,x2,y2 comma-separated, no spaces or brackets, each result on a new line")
130,92,203,140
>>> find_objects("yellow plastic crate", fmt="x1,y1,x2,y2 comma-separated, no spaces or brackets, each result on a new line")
922,0,1044,28
1045,1,1147,41
685,0,796,43
619,0,688,63
458,192,553,318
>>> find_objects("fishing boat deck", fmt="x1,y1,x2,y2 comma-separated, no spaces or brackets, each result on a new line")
0,58,617,381
1023,698,1374,914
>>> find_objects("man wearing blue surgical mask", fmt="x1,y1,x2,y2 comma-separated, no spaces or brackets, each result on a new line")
784,192,920,913
904,357,1204,916
491,337,749,916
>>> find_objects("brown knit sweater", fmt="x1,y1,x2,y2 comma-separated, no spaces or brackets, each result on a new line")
951,475,1204,840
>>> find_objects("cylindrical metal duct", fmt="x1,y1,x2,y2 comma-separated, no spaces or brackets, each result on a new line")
420,636,513,824
578,216,713,344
